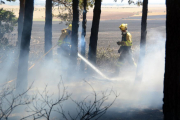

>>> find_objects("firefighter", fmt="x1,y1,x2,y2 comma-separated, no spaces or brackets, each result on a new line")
116,23,136,73
57,24,72,56
57,24,72,69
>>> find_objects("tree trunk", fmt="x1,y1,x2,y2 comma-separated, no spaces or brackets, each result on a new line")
17,0,25,48
135,0,148,81
70,0,79,66
163,0,180,119
80,0,87,71
16,0,34,92
88,0,101,64
45,0,52,60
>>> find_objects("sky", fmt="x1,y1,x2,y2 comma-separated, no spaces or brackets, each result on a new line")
5,0,165,6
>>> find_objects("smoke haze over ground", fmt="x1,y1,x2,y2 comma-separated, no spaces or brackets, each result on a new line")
0,15,165,119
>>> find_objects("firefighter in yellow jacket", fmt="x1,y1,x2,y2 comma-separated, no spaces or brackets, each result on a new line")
116,24,136,72
57,24,72,57
57,24,72,70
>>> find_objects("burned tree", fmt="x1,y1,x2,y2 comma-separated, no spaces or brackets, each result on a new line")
135,0,148,81
80,0,87,71
16,0,34,91
70,0,79,66
163,0,180,119
88,0,102,65
45,0,53,60
17,0,25,48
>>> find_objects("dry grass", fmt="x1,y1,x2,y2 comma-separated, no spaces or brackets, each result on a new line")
96,45,119,72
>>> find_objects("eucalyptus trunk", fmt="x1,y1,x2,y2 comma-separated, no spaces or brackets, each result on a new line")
163,0,180,119
88,0,102,64
80,0,87,71
16,0,34,92
45,0,52,60
135,0,148,81
17,0,25,48
70,0,79,66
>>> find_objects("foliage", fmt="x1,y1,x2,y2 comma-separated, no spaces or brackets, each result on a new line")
0,8,17,48
53,0,143,25
53,0,95,25
126,0,143,6
0,0,15,4
79,0,95,10
0,9,17,68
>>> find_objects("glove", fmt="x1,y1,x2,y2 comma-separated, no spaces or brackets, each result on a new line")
117,41,121,45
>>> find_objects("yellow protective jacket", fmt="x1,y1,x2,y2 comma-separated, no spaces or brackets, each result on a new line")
120,32,132,46
58,29,71,46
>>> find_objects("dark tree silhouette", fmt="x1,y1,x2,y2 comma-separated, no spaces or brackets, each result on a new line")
135,0,148,81
16,0,34,91
80,0,87,71
17,0,25,48
163,0,180,119
88,0,102,64
45,0,53,60
70,0,79,66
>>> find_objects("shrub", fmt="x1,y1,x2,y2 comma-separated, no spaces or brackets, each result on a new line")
0,9,17,70
96,45,119,72
0,8,17,49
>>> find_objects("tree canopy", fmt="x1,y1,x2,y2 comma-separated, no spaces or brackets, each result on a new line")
0,0,15,4
127,0,143,6
53,0,95,25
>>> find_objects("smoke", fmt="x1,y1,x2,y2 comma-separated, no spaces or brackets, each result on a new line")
26,27,165,119
106,27,165,109
0,22,165,119
0,48,18,84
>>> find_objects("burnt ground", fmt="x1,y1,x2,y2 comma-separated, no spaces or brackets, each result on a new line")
7,15,166,120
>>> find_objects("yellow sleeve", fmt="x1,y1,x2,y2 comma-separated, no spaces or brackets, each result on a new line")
123,33,132,46
58,29,68,46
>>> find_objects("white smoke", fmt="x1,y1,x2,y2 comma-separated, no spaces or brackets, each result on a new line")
0,23,165,119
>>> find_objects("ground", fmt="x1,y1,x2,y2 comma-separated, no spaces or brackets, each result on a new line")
0,4,165,120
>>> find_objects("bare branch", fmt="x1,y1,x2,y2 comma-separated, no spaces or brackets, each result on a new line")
21,80,70,120
0,82,35,119
56,80,119,120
